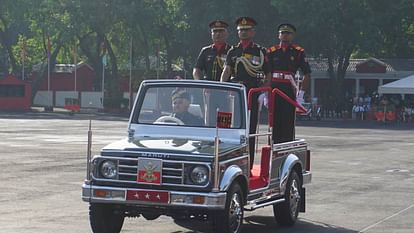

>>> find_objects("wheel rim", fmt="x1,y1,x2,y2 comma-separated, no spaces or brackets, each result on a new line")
229,192,243,233
289,179,300,218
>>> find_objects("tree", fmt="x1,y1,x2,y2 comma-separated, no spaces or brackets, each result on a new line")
0,0,33,74
272,0,412,107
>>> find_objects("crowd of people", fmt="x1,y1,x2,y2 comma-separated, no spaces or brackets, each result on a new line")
370,95,414,123
310,94,414,123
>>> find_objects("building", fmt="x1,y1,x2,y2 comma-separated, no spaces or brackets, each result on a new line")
32,62,96,91
309,58,414,102
0,74,32,111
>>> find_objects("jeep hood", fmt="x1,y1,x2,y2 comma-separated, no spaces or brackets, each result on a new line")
102,137,241,155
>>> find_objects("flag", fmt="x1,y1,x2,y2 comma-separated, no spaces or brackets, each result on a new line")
73,43,78,91
47,35,52,59
216,111,232,128
101,41,107,66
20,38,27,61
21,38,27,80
73,44,77,65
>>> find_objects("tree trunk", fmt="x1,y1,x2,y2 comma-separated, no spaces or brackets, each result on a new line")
137,24,151,72
0,30,18,74
30,40,63,101
105,36,121,99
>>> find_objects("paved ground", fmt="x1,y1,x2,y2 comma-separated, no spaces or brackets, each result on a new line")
0,111,413,233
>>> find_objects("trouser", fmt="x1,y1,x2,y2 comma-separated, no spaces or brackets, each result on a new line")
271,81,296,143
248,90,259,169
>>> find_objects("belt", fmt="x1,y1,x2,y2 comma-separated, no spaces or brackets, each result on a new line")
272,72,293,83
272,72,294,79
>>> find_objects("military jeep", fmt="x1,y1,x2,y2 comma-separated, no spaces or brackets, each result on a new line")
82,80,311,233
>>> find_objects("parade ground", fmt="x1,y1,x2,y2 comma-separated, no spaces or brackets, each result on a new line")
0,112,413,233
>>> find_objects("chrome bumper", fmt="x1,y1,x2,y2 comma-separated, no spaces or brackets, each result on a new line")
303,171,312,185
82,184,226,209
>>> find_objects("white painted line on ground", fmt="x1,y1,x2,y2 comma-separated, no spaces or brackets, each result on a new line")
358,203,414,232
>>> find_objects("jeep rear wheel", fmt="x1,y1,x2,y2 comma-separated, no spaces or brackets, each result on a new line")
89,203,124,233
213,183,244,233
273,170,301,226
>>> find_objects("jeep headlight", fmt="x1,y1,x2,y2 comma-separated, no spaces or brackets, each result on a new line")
100,160,118,179
190,166,208,185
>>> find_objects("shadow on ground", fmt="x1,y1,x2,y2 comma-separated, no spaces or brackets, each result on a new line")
172,216,357,233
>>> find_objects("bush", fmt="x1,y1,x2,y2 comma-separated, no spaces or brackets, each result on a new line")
103,97,121,109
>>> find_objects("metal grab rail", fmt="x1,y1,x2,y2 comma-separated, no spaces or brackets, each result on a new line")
271,88,307,113
248,87,307,128
247,87,272,110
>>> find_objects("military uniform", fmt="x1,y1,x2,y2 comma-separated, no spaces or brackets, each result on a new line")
194,20,230,125
194,44,230,81
224,17,269,168
267,23,311,143
194,20,230,81
226,42,268,90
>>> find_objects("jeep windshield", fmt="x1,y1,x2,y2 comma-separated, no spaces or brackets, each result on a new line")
133,84,244,128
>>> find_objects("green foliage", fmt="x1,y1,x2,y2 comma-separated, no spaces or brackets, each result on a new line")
0,0,413,102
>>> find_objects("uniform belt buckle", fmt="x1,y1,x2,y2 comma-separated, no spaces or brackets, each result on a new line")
272,72,284,79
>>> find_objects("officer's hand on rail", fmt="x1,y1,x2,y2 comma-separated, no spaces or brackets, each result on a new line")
258,92,269,108
297,90,305,104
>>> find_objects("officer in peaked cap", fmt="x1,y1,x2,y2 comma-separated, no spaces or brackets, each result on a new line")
277,23,296,33
235,16,257,30
193,20,230,81
220,16,269,169
265,22,311,143
193,20,231,126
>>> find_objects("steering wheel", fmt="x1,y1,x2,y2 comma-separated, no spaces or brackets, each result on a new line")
154,116,185,125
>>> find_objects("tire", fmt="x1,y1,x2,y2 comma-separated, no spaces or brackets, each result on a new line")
142,212,161,220
212,183,244,233
273,170,302,226
89,203,125,233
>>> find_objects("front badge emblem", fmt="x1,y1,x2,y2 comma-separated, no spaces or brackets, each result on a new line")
137,159,162,185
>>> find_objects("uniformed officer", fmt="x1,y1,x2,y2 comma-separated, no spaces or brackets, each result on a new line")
193,20,230,81
265,23,311,143
220,17,269,169
193,20,231,126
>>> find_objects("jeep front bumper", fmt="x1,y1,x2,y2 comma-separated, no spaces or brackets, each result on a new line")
82,184,226,209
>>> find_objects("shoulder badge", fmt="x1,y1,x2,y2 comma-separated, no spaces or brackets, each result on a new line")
293,44,304,52
267,45,280,53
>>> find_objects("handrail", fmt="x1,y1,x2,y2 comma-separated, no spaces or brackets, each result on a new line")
248,87,272,110
271,88,307,113
247,87,307,128
249,132,272,138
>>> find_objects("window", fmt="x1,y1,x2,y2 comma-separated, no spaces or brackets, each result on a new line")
134,85,244,128
0,85,25,97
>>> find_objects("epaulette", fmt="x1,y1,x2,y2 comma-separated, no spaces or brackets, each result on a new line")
267,45,280,53
292,44,304,52
201,45,212,51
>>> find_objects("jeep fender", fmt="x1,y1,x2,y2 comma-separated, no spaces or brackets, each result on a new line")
219,165,246,192
279,153,303,194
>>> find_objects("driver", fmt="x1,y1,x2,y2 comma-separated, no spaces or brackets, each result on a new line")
171,89,204,126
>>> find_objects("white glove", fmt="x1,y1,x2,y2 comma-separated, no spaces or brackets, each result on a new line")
297,90,305,104
258,93,269,108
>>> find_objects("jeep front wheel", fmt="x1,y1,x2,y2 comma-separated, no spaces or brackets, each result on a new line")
89,203,124,233
213,183,244,233
273,170,301,226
